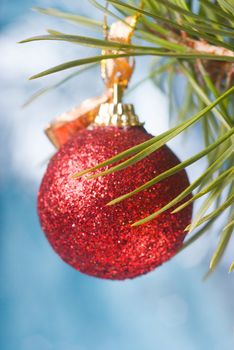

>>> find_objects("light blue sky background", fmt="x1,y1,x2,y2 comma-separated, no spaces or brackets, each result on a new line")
0,1,234,350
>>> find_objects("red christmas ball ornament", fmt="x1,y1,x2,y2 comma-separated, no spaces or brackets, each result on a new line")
38,87,192,280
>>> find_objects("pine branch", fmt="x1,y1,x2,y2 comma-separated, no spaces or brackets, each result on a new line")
21,0,234,274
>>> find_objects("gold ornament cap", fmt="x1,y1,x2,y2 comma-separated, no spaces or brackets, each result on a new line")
93,84,143,127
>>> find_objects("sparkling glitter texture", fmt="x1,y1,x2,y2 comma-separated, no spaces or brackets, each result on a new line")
38,126,192,280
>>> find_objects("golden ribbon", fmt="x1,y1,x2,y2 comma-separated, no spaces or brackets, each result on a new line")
46,1,144,148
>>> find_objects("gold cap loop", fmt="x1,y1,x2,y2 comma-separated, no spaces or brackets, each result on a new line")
93,84,143,127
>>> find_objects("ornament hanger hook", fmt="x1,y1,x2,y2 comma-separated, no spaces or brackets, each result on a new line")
113,83,123,104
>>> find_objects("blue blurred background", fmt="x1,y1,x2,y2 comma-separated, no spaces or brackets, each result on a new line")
0,1,234,350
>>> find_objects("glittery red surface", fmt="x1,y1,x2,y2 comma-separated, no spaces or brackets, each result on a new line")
38,126,192,280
